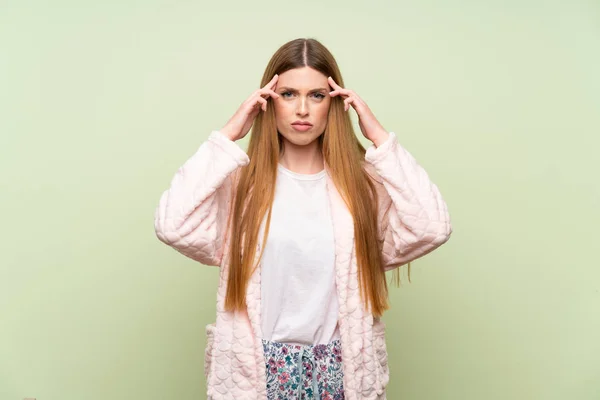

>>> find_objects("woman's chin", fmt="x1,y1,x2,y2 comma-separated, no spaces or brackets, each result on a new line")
279,131,322,147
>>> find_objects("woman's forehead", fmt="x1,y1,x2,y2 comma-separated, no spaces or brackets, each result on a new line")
276,67,328,90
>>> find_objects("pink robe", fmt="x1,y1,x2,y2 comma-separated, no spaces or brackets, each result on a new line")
154,130,452,399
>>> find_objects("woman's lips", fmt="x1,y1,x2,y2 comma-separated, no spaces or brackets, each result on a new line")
291,123,312,132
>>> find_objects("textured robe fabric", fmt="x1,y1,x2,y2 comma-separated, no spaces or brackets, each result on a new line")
154,130,452,399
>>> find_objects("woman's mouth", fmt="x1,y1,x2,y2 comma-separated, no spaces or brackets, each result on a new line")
291,122,313,132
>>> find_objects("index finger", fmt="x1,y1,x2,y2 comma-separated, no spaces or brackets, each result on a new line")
328,76,341,89
264,74,279,89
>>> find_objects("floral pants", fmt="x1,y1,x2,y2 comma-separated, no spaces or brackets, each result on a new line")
262,338,345,400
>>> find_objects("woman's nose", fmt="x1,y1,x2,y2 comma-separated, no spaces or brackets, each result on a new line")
296,98,308,115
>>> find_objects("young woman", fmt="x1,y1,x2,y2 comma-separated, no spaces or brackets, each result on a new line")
154,38,452,400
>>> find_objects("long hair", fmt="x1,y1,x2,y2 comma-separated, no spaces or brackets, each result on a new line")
224,38,409,318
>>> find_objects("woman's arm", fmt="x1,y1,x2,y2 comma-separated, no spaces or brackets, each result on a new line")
154,130,249,266
365,132,452,272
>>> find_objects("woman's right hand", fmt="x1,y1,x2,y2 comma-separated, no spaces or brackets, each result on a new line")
220,74,280,142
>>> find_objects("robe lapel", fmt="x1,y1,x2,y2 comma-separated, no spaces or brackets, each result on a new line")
324,164,360,398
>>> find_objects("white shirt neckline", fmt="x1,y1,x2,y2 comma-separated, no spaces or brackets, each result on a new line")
277,163,326,181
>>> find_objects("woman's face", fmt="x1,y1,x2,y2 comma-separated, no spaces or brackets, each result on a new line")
273,66,331,147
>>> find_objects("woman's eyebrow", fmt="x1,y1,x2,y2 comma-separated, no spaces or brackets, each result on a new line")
278,86,328,92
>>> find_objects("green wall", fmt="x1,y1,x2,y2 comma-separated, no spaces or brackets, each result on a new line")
2,1,599,399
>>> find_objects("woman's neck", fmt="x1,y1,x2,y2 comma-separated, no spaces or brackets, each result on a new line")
278,137,324,174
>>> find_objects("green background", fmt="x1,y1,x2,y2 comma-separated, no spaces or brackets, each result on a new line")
2,1,599,399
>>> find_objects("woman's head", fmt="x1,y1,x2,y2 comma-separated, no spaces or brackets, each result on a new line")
256,38,347,151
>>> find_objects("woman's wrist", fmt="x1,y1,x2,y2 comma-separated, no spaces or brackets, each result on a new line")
219,127,237,142
370,130,390,148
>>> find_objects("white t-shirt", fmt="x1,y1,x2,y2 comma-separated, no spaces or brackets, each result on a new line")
260,163,341,346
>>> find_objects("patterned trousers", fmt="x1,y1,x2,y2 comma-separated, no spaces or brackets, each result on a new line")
262,338,345,400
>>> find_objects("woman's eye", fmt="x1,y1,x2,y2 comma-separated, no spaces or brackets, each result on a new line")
280,92,325,99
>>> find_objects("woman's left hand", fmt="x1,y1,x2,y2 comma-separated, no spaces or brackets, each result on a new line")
328,76,390,147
